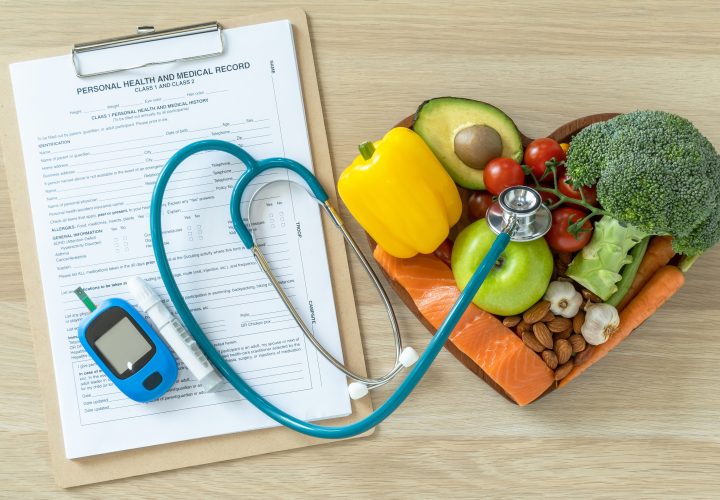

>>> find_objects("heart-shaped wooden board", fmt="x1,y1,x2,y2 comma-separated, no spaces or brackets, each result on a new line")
366,112,619,404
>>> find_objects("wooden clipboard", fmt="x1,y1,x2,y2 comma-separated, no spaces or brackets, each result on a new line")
0,8,373,488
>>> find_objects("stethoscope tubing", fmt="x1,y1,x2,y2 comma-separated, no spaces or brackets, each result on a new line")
150,140,509,439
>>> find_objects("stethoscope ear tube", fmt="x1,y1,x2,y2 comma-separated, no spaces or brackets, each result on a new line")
151,140,511,438
231,151,412,392
250,235,407,391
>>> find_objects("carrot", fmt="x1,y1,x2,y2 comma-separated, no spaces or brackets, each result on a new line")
559,265,684,387
615,236,675,311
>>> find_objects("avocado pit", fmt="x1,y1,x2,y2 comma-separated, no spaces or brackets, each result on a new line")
453,125,503,170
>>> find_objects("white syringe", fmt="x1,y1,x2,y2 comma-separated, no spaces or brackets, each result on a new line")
127,276,224,392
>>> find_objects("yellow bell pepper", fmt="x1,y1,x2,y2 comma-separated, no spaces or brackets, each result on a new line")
338,127,462,258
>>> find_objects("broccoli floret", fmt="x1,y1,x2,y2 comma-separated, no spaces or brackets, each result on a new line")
567,110,720,254
565,110,720,298
564,121,610,187
674,192,720,256
597,147,719,242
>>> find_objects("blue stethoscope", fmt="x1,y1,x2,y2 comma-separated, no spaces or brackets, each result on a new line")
151,139,550,439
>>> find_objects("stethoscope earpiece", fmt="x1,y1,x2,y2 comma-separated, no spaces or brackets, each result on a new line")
347,346,419,400
348,382,369,400
399,346,419,368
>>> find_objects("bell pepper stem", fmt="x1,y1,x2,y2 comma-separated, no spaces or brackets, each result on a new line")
358,141,375,160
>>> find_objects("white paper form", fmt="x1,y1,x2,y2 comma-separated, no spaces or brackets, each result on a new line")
9,20,351,459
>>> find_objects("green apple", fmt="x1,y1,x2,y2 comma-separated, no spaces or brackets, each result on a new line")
451,218,552,316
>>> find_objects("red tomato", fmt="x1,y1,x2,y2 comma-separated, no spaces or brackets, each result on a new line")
523,138,566,178
558,170,598,206
546,207,593,252
467,191,494,220
433,239,453,267
482,158,525,195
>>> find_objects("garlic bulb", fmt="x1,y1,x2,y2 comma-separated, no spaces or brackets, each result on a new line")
543,281,583,318
581,303,620,345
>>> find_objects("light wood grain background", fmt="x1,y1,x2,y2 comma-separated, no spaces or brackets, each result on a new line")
1,0,719,497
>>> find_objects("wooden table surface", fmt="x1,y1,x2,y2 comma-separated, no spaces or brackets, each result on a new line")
1,0,719,497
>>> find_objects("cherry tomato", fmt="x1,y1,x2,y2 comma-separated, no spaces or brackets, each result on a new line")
545,207,593,253
558,170,598,206
467,191,494,220
433,239,453,267
523,138,566,178
482,158,525,195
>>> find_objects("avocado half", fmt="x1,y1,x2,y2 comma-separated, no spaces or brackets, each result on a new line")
413,97,523,190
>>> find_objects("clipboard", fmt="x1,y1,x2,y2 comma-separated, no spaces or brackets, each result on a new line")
0,8,374,488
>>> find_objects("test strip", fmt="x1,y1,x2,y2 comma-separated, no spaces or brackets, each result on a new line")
74,287,97,312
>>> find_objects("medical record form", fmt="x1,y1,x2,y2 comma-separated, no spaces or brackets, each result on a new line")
9,20,351,459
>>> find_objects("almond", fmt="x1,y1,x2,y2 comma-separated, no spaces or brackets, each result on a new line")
523,300,551,324
572,310,586,334
554,360,574,381
554,338,572,365
581,288,602,303
541,311,556,323
532,322,554,349
503,315,521,328
516,320,531,334
569,334,586,353
554,328,572,340
574,345,595,365
546,316,572,333
521,331,545,353
542,350,558,370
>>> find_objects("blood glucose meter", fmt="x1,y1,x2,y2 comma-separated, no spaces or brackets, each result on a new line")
76,290,178,403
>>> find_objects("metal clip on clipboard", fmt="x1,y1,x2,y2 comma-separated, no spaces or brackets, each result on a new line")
72,22,224,77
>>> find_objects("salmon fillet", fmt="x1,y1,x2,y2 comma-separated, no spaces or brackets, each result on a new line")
373,246,554,405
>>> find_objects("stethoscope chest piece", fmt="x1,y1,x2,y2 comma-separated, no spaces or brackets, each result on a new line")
486,186,552,242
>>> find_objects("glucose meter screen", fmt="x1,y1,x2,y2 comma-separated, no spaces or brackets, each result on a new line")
95,317,152,375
